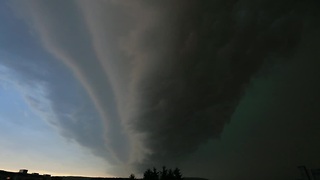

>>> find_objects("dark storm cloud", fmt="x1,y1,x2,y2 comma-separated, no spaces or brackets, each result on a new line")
127,0,308,168
179,29,320,179
9,0,320,177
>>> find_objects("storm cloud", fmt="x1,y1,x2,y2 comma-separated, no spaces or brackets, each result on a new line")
5,0,320,178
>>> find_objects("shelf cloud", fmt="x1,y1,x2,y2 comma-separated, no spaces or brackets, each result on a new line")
5,0,320,178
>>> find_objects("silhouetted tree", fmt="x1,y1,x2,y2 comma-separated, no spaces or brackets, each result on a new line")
167,169,174,180
143,166,183,180
144,169,153,180
129,174,136,179
160,166,168,180
173,168,182,180
152,167,159,180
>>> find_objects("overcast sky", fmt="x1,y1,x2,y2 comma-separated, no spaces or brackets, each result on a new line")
0,1,320,180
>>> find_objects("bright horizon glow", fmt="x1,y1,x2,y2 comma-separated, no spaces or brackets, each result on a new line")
0,81,112,177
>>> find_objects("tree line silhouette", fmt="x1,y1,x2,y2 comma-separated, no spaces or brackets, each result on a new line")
130,166,183,180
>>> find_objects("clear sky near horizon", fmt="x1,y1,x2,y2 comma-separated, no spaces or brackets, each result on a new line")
1,1,320,180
